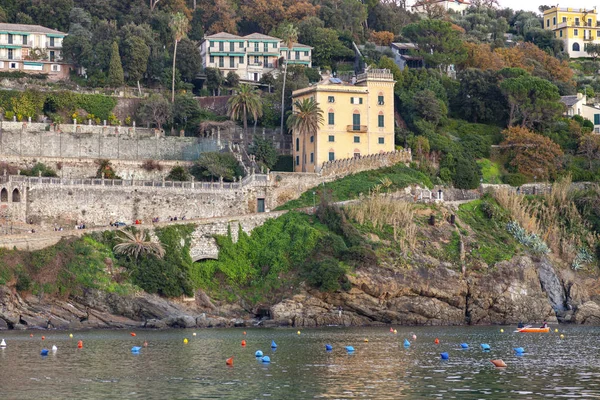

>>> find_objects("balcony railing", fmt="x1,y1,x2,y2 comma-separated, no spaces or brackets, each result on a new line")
347,125,368,133
46,41,61,48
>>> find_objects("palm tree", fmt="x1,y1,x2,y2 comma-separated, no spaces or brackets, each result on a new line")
113,229,165,260
279,23,298,135
227,84,264,132
286,98,324,172
170,12,189,103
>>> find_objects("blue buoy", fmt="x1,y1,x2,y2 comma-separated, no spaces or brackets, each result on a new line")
40,349,49,356
131,346,142,353
440,352,449,360
460,343,469,349
480,343,491,351
345,346,355,352
514,347,524,354
325,344,333,351
271,340,277,348
261,356,271,363
403,339,410,347
255,350,263,357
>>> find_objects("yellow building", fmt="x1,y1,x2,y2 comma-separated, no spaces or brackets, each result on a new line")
290,69,396,173
543,6,600,58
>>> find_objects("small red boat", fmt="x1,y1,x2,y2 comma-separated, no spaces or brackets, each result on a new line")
517,327,550,333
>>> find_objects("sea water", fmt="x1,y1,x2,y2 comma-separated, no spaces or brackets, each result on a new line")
0,325,599,399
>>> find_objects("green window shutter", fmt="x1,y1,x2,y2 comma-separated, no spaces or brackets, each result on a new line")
328,135,334,142
353,113,360,127
359,98,363,104
328,152,335,161
378,115,384,127
595,114,600,125
354,136,360,143
328,112,334,125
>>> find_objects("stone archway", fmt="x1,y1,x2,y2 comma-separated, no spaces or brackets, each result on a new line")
12,188,21,203
0,188,7,202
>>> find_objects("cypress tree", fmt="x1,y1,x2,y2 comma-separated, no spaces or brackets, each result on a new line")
108,41,124,88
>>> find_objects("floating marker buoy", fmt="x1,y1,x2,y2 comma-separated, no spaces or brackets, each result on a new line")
241,340,246,347
412,334,417,340
434,338,439,345
440,352,449,360
460,343,469,349
130,332,136,337
500,329,504,333
41,336,45,341
325,344,333,351
69,333,73,338
243,331,247,335
183,338,188,344
403,339,410,347
255,350,263,357
490,359,507,368
131,346,142,353
560,334,564,339
390,327,394,332
226,357,233,366
345,346,355,352
193,333,197,336
77,340,83,349
297,331,301,335
555,328,558,333
514,347,524,354
1,339,6,347
143,341,148,347
261,356,271,363
393,330,397,334
364,338,369,343
480,343,490,351
270,340,277,348
30,334,33,337
40,349,49,356
52,345,57,352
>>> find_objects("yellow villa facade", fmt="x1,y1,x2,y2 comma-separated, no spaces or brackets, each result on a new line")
290,69,396,173
543,7,600,58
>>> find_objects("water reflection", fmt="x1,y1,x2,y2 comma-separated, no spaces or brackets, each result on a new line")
0,325,598,399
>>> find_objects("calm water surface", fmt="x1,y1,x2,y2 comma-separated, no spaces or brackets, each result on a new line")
0,325,599,399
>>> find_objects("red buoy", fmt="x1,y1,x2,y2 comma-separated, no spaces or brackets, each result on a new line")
490,359,507,368
143,341,148,347
241,340,246,347
434,338,439,345
130,332,136,337
41,336,45,341
226,357,234,366
243,331,247,335
77,340,83,349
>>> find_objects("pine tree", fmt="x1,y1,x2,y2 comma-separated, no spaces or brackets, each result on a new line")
108,41,124,88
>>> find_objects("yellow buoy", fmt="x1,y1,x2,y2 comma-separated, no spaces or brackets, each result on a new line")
297,331,301,335
193,332,197,336
500,329,504,333
560,334,564,339
183,338,189,344
69,333,73,338
555,328,558,333
393,329,397,334
364,338,369,342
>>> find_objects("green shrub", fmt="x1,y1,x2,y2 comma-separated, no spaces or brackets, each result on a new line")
16,270,31,292
273,155,293,172
502,173,528,186
166,166,190,181
303,257,350,292
22,163,58,177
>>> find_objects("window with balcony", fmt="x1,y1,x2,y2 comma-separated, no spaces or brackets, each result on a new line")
219,42,224,51
328,152,335,161
328,96,335,103
8,49,14,60
328,112,334,125
589,18,592,26
49,51,55,62
576,18,580,26
210,55,214,63
8,34,13,44
263,56,268,66
239,56,244,64
353,136,360,143
378,113,384,128
295,51,300,60
50,37,55,47
264,43,268,52
574,29,579,36
22,35,27,45
254,55,259,64
254,42,259,52
563,17,567,22
378,137,384,144
328,135,334,142
352,112,361,130
304,51,308,56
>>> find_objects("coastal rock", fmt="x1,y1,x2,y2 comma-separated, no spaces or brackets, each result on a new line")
0,318,8,330
573,301,600,324
164,315,197,328
144,319,167,329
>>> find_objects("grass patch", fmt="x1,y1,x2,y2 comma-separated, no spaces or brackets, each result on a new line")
276,164,432,210
478,159,502,184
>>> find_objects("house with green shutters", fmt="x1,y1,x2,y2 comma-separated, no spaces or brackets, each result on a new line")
200,32,312,82
0,23,73,80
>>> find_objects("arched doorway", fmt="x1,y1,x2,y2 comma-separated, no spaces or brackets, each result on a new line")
0,188,7,202
12,188,20,202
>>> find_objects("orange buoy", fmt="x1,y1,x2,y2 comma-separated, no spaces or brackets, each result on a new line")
30,334,33,337
77,340,83,349
226,357,234,366
243,331,247,335
143,341,148,347
41,336,46,341
434,338,439,345
490,359,507,368
130,332,136,337
241,340,247,347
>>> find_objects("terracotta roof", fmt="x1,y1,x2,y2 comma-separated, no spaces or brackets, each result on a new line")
0,23,66,35
281,42,313,49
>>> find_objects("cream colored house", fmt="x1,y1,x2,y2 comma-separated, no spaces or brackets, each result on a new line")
0,23,72,79
290,69,396,173
200,32,312,82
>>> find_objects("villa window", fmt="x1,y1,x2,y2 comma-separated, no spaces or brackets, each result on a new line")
296,138,300,152
328,112,335,125
219,42,224,51
310,153,314,163
573,42,580,51
239,56,244,64
328,96,335,103
328,135,334,142
230,42,234,51
310,136,314,143
378,95,384,105
378,114,384,128
210,56,214,63
328,152,335,161
354,136,360,143
210,41,214,48
230,56,235,68
378,137,385,144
